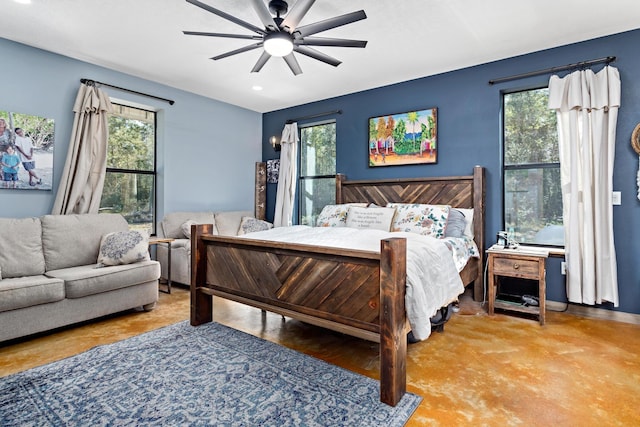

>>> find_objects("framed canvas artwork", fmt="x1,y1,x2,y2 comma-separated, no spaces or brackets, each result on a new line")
369,107,437,167
0,110,54,191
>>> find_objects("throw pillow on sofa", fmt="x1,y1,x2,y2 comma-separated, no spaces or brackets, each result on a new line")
97,230,150,267
181,220,198,238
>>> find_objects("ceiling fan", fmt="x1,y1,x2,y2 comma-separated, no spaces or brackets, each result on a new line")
184,0,367,75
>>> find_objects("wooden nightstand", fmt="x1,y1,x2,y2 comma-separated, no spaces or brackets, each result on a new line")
487,246,549,325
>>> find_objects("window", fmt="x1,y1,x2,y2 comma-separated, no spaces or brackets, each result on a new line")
298,121,336,226
99,103,156,234
503,88,563,246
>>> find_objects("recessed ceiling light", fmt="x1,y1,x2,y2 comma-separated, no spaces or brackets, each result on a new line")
252,85,263,91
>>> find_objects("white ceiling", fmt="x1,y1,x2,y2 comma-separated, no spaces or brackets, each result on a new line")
3,0,640,113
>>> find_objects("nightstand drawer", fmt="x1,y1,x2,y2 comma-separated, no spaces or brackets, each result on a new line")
492,257,540,279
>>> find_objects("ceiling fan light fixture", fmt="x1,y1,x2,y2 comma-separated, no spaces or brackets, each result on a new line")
264,32,293,57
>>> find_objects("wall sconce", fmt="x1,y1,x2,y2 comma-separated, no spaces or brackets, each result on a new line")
270,135,281,151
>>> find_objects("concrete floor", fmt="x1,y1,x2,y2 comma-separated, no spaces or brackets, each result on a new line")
1,286,638,426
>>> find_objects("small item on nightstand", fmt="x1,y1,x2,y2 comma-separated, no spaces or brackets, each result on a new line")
507,227,519,249
496,231,508,248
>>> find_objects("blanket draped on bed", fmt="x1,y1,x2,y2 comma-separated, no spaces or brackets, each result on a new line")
241,226,466,340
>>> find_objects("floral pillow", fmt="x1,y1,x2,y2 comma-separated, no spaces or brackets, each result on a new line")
237,216,273,235
96,230,150,267
315,203,367,227
387,203,451,238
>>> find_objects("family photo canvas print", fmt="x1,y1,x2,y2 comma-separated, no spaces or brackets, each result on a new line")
369,107,437,167
0,110,54,191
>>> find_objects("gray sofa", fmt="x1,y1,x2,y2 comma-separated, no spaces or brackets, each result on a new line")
156,211,260,286
0,213,160,343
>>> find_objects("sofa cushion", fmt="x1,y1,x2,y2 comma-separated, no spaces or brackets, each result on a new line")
0,275,65,313
46,260,161,299
97,230,150,267
41,214,129,271
0,217,46,278
214,211,253,236
161,212,217,239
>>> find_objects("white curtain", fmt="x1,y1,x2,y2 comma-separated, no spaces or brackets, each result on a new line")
52,83,113,215
273,122,299,227
548,66,620,306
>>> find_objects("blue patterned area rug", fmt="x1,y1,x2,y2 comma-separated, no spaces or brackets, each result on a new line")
0,321,421,426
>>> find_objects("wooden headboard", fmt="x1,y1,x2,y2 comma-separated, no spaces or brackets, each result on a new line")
336,166,486,301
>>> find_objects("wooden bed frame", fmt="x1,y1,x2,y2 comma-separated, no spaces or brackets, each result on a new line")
190,165,485,406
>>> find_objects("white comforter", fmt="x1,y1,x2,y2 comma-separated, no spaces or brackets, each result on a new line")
240,225,465,341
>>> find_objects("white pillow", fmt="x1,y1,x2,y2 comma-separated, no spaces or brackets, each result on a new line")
387,203,451,238
457,208,474,239
237,216,273,235
346,206,396,231
96,230,150,267
181,220,197,238
315,203,367,227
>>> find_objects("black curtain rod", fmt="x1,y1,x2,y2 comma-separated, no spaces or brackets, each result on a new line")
80,78,175,105
286,109,342,124
488,56,616,86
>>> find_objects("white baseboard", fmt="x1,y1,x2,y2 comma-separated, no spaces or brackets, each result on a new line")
547,300,640,325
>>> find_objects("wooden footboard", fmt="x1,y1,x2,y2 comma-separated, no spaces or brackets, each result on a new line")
191,225,408,406
190,165,485,407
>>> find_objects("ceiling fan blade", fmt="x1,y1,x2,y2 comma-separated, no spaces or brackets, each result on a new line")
293,45,341,67
186,0,266,35
283,53,302,76
295,10,367,37
251,51,272,73
250,0,279,31
280,0,316,31
295,36,367,48
211,42,263,60
183,31,262,41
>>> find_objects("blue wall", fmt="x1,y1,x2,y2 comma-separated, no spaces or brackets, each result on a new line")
262,29,640,316
0,38,262,225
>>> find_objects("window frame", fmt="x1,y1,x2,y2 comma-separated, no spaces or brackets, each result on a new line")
103,101,158,235
297,119,337,226
501,86,563,248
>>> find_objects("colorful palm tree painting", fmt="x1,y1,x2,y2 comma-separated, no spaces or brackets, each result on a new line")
368,107,437,167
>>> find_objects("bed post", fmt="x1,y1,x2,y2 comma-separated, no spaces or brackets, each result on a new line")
336,173,346,204
473,165,486,302
191,224,213,326
379,237,407,407
255,162,266,221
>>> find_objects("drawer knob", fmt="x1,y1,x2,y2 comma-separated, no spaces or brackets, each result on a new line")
513,263,520,269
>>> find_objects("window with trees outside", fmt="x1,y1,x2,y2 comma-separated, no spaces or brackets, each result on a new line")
99,103,156,235
298,121,336,226
503,88,563,246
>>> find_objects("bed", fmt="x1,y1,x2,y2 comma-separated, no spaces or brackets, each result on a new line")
190,165,485,406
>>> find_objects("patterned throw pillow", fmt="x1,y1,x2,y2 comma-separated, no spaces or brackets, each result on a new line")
387,203,451,238
315,203,368,227
96,230,150,267
237,217,273,235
